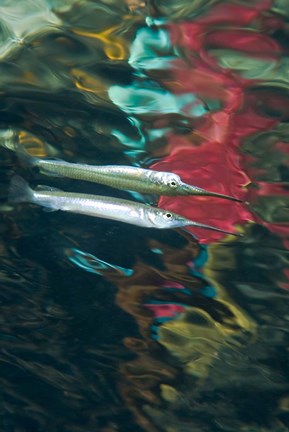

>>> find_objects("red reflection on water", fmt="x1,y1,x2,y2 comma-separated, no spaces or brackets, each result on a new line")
150,1,285,243
204,29,280,56
152,95,280,243
144,303,185,319
169,1,276,58
152,141,252,243
152,92,279,243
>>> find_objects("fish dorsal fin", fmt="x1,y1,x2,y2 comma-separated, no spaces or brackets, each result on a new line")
35,184,62,192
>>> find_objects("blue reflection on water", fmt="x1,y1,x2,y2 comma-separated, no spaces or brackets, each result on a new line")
67,248,134,277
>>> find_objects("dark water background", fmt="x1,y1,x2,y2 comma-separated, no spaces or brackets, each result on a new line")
1,1,289,431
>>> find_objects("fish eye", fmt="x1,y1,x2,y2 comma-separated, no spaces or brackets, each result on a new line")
168,180,178,188
165,212,172,218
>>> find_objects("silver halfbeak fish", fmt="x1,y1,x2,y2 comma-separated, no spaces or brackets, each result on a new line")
9,175,241,235
16,144,242,202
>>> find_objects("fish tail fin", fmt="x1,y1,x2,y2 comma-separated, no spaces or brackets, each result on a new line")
9,175,35,204
0,129,18,151
15,142,38,168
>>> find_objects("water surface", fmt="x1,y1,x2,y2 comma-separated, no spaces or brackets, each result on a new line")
1,1,289,431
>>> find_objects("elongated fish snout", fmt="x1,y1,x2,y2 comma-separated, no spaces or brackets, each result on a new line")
176,215,242,237
179,182,243,203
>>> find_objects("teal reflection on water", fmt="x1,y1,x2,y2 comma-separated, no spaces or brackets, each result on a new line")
67,248,134,277
109,82,208,116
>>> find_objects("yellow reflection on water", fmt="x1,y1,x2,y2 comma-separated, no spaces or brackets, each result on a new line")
19,131,48,157
71,68,109,100
72,25,129,60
